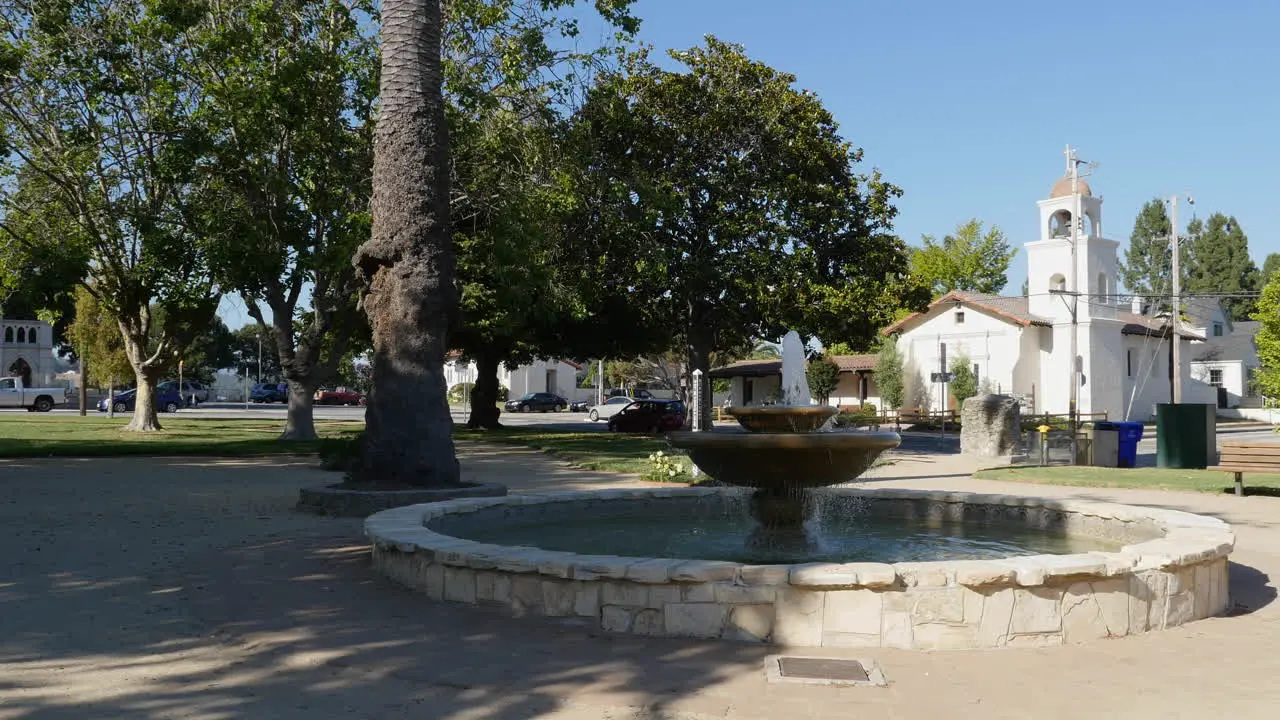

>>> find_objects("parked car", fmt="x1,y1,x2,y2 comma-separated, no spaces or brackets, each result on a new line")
607,399,687,434
314,386,365,406
0,376,67,412
250,382,288,403
504,392,567,413
158,380,209,404
96,387,185,414
586,395,634,422
569,399,592,413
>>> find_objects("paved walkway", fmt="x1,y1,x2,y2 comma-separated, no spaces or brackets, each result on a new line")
1,444,1278,719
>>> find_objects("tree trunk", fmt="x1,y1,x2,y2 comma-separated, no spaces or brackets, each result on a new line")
467,351,503,429
351,0,459,486
124,368,162,432
119,327,162,432
280,378,319,441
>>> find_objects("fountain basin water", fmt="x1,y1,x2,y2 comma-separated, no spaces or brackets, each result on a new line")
366,487,1235,649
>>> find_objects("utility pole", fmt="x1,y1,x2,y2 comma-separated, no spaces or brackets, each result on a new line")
256,332,263,384
78,354,87,417
597,359,604,406
1169,195,1184,404
1063,145,1097,464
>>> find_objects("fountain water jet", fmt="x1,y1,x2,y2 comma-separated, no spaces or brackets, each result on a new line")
668,331,900,556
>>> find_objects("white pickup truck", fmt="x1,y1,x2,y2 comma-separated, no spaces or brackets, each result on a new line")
0,377,67,412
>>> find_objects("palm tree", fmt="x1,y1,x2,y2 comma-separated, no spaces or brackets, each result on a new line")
351,0,460,486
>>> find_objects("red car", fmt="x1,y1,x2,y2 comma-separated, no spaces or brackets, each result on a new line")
607,399,687,434
314,386,365,406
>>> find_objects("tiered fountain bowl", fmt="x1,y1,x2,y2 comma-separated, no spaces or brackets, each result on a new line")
667,405,901,551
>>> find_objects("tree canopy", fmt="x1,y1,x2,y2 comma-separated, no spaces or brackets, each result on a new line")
910,219,1016,297
569,37,923,426
1184,214,1260,320
0,0,221,430
192,0,378,440
1120,199,1183,312
1251,274,1280,402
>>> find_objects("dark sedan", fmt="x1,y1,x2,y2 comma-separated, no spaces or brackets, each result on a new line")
504,392,567,413
96,387,185,414
250,383,288,403
607,399,687,434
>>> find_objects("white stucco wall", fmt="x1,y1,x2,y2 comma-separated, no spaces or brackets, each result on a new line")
1191,359,1246,408
897,305,1025,412
829,374,880,409
0,319,55,386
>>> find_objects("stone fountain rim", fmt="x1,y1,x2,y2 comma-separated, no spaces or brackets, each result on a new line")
365,487,1235,590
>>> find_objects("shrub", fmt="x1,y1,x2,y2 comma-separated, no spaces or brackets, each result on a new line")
834,404,879,428
644,450,692,483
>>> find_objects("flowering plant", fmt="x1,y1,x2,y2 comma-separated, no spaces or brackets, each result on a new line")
644,450,691,483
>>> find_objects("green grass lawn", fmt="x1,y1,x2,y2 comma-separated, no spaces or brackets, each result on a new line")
973,464,1280,495
0,414,364,458
454,425,675,476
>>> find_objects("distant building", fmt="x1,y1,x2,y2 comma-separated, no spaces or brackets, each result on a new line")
709,354,879,409
443,354,585,401
0,319,55,386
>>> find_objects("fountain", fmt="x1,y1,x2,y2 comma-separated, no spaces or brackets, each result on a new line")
667,331,900,556
363,332,1237,648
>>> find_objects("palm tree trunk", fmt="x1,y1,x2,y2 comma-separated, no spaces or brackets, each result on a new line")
351,0,459,486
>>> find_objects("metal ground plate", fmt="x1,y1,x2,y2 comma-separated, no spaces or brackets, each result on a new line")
764,655,888,687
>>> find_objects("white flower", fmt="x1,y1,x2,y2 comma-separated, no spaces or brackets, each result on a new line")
656,450,664,457
668,469,677,476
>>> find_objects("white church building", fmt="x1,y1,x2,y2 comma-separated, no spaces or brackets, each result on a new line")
884,152,1216,421
1,318,56,386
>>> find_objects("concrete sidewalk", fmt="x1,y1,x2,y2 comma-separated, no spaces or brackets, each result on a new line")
0,444,1277,719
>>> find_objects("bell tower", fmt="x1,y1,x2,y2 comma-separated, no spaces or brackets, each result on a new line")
1026,145,1118,322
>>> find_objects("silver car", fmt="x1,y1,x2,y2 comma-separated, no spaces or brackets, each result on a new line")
587,396,634,422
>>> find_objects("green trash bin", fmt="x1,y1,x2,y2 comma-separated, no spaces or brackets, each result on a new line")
1155,403,1215,469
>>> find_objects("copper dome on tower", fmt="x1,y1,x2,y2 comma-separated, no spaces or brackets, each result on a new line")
1050,175,1091,198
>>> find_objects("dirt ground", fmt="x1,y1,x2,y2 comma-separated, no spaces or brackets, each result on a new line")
1,443,1278,719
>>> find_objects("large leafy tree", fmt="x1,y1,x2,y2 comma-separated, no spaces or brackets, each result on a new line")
0,175,83,349
1252,274,1280,402
1120,198,1186,313
569,38,921,427
194,0,377,440
1262,253,1280,283
0,0,220,431
910,219,1016,296
1184,213,1260,320
444,0,641,430
351,0,459,485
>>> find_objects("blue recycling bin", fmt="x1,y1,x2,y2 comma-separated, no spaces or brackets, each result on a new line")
1103,421,1145,468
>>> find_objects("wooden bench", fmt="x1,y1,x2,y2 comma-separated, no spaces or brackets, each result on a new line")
1207,441,1280,496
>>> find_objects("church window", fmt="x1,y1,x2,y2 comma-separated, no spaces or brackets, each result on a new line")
28,327,37,344
954,311,965,325
973,363,980,384
15,327,24,343
3,327,11,343
1126,349,1133,377
1213,323,1224,337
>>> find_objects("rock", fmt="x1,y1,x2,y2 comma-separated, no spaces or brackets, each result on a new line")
960,394,1022,458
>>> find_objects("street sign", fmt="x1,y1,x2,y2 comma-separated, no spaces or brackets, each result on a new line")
930,372,953,383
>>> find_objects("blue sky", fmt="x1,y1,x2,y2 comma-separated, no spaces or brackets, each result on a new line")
616,0,1278,290
221,0,1277,327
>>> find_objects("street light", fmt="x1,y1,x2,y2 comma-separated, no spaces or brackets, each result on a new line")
256,331,262,384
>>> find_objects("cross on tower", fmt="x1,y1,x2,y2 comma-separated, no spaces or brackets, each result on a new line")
1063,144,1077,175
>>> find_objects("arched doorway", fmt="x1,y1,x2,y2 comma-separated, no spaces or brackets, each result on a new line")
8,357,32,387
